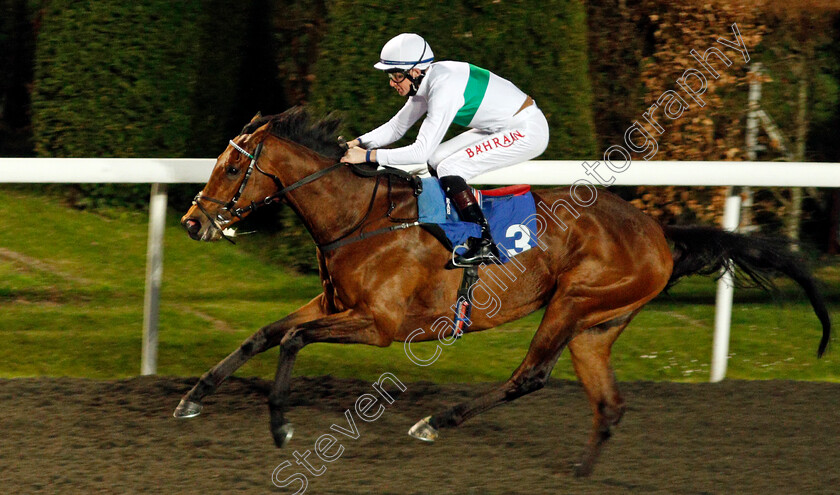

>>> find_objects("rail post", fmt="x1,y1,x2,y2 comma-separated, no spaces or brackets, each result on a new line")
142,183,168,375
710,188,742,382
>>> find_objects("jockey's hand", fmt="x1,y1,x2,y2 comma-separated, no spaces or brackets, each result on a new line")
341,146,369,164
337,137,360,150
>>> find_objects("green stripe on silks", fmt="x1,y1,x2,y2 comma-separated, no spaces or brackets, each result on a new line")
453,65,490,127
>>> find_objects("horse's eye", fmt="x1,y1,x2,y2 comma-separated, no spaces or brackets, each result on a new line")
226,166,239,176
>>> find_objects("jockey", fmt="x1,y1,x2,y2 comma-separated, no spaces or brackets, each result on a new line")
341,33,550,267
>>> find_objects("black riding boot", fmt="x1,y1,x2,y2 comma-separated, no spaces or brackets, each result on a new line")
440,175,500,266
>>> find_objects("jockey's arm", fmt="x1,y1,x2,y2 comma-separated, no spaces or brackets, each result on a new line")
342,97,457,165
357,98,426,149
373,92,459,166
343,74,461,165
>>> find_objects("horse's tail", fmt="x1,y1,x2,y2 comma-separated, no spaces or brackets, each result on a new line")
663,225,831,357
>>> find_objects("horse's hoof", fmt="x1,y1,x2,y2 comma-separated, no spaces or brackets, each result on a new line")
273,423,294,448
173,399,202,418
408,416,438,442
573,461,594,478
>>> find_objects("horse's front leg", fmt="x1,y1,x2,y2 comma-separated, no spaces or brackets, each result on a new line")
267,308,386,447
173,295,329,418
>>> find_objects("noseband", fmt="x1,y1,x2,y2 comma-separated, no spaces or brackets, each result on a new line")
193,138,343,243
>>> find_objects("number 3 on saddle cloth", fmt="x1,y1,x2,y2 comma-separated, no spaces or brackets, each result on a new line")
416,177,539,339
417,177,539,262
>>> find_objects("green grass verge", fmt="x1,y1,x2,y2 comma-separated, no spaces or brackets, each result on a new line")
0,188,837,383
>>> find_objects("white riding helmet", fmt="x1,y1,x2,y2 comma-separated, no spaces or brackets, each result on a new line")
373,33,434,71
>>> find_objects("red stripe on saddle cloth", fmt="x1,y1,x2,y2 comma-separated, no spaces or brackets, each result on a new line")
479,184,531,197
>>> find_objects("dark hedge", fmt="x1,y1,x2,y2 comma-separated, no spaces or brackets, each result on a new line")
30,0,288,208
32,1,203,158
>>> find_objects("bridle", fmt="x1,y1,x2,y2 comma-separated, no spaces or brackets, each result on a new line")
193,137,343,243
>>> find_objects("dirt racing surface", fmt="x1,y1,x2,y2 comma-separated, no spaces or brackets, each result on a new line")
0,375,838,494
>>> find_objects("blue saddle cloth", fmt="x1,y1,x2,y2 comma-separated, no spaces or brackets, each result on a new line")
417,177,538,263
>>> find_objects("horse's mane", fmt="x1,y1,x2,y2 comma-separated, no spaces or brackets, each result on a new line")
239,106,344,161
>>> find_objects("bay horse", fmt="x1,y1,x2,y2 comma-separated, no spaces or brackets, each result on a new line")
175,108,831,477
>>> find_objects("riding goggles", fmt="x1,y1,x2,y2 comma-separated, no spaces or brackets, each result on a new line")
387,70,407,83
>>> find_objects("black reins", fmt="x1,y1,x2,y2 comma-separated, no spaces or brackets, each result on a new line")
317,172,421,252
193,137,420,248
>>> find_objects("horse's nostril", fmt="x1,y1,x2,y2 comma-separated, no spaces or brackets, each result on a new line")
184,219,201,236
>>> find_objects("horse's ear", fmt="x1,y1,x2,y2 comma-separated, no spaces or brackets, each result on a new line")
250,112,262,123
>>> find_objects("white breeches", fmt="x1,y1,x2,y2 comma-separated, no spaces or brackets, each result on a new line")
428,103,550,181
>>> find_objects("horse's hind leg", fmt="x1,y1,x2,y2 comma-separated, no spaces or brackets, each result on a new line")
173,295,328,418
410,293,578,441
568,310,638,477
